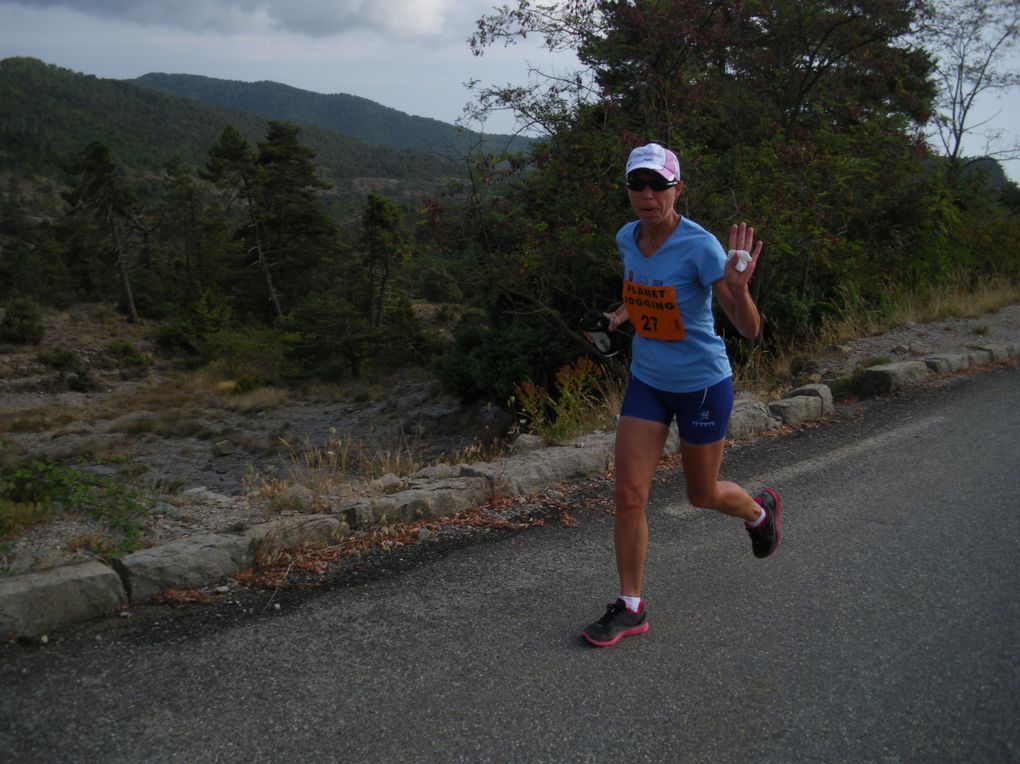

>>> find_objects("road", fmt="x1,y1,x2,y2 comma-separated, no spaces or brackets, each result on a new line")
2,365,1019,763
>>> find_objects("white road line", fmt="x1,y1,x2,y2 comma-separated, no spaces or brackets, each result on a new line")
660,416,947,518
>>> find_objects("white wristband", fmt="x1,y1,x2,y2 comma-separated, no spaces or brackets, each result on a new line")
728,249,751,272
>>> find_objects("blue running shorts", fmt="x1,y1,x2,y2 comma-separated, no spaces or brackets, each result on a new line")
620,375,734,445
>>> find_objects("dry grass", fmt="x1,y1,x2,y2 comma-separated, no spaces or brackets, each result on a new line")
0,499,53,539
105,409,221,439
736,281,1020,397
818,282,1020,348
0,406,76,434
300,366,435,405
244,427,426,510
222,386,290,413
907,282,1020,322
594,373,627,430
48,303,155,347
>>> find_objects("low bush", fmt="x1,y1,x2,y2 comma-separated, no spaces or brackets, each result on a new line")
37,347,77,370
1,298,45,345
0,461,148,553
106,340,151,373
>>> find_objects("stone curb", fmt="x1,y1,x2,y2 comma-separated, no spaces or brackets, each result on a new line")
0,561,127,638
2,343,1016,638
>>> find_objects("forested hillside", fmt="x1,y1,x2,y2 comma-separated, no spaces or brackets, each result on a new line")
130,73,530,156
0,57,462,211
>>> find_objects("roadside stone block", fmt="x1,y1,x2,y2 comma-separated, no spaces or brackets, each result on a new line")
727,400,780,440
389,478,490,519
410,464,464,481
971,343,1017,363
338,478,490,529
858,361,931,397
497,443,611,496
0,561,127,638
968,349,994,367
509,434,546,453
245,515,350,556
923,353,970,372
339,497,397,530
460,438,612,498
786,383,834,414
114,533,254,604
768,395,823,424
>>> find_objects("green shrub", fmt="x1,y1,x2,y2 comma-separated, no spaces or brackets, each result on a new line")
106,340,151,373
0,298,45,345
155,289,233,359
37,347,77,370
155,317,202,357
67,370,97,392
513,356,612,443
0,462,147,552
204,327,291,387
432,316,576,403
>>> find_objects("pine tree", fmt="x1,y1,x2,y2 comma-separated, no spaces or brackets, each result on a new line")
63,141,139,322
360,193,412,330
256,121,337,308
203,125,283,322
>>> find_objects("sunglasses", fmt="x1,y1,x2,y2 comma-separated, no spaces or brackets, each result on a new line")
626,176,678,192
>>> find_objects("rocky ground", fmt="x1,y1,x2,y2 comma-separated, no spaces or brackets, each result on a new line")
0,304,511,574
2,301,1019,576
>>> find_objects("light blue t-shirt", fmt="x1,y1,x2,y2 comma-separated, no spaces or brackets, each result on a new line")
616,217,732,393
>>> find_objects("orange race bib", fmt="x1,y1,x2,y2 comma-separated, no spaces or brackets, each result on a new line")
623,280,686,341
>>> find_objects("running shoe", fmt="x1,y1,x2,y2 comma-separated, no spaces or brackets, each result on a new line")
581,599,648,647
747,487,781,558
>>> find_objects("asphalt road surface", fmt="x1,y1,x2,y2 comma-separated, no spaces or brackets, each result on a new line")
2,364,1018,763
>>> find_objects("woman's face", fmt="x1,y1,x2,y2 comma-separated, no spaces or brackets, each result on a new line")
627,171,681,226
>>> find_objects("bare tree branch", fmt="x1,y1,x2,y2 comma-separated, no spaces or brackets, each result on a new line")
923,0,1020,178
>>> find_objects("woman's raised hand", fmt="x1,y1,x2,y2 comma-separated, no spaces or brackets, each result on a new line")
726,223,764,285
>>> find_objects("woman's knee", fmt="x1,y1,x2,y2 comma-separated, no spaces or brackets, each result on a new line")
615,482,649,516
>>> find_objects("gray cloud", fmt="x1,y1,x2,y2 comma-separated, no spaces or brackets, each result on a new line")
8,0,459,37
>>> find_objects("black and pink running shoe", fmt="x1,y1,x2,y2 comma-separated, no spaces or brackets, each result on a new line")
747,487,781,558
581,599,649,647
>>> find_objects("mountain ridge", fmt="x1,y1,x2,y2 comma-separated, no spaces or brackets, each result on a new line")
129,72,528,155
0,57,489,211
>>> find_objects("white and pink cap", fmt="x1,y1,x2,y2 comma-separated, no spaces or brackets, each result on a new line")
625,143,680,182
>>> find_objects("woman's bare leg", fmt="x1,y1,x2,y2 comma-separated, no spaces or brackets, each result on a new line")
613,416,670,597
679,438,760,521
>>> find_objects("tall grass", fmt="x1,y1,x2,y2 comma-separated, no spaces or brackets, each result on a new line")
737,280,1020,396
247,427,425,510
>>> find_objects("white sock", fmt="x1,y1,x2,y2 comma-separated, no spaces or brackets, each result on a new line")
619,595,642,612
746,504,766,528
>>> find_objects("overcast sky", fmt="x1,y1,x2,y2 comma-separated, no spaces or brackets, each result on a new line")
0,0,579,136
0,0,1017,180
